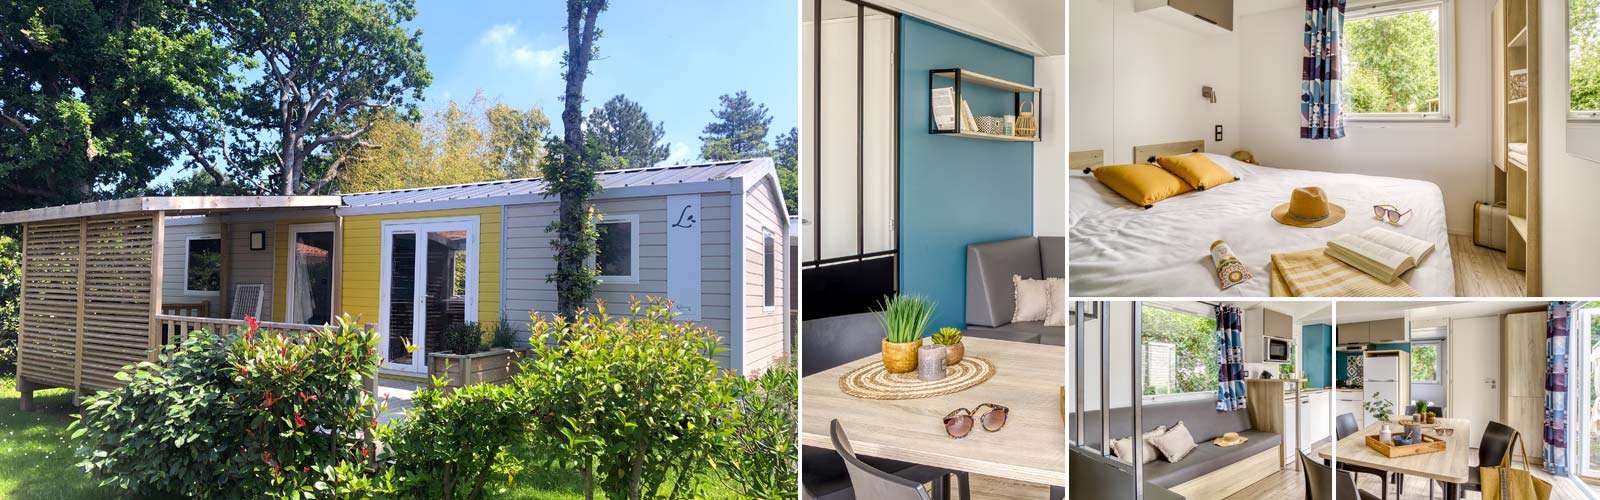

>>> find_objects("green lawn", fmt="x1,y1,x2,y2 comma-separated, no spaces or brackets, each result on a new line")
0,376,744,499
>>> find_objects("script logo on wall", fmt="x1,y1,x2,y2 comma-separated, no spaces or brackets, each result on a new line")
666,194,702,320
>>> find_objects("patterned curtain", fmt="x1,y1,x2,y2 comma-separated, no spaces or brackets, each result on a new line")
1544,302,1574,474
1301,0,1347,140
1215,305,1247,412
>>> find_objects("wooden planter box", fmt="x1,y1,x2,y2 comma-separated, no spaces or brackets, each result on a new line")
426,348,529,389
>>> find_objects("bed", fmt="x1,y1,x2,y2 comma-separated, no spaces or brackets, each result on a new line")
1069,143,1455,297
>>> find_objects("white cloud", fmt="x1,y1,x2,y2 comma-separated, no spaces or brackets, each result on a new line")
476,24,561,73
666,142,694,165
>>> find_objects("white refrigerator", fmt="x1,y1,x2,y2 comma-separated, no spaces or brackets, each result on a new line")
1363,350,1411,423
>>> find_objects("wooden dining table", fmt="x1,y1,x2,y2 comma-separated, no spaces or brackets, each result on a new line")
800,337,1066,487
1318,417,1474,498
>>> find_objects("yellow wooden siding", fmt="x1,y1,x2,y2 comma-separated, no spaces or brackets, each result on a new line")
272,217,336,322
338,207,502,331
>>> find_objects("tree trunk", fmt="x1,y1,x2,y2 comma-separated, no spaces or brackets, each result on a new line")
553,0,607,317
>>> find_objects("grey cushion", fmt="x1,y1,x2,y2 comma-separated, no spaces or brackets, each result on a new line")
1069,398,1280,488
965,237,1045,328
800,312,883,377
1040,236,1065,278
1139,430,1280,488
967,321,1064,346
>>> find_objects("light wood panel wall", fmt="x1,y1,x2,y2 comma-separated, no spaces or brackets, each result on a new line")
1502,310,1546,464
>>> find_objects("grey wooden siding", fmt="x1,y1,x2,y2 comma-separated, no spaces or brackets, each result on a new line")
741,181,787,374
501,194,735,367
160,218,276,320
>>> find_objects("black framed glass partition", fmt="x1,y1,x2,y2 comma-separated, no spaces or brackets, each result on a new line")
801,0,899,320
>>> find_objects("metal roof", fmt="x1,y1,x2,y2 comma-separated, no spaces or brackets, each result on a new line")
341,158,773,208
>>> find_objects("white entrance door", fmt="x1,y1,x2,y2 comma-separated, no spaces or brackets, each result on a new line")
379,217,478,373
1449,315,1502,449
287,223,336,326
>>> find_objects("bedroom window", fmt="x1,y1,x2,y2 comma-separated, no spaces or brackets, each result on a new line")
1140,303,1218,397
1574,0,1600,119
590,215,640,284
1343,0,1453,122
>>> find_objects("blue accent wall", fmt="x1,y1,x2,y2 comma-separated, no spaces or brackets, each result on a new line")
1302,324,1332,388
898,17,1035,330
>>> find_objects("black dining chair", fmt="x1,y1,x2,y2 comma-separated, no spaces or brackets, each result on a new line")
1334,413,1389,499
828,419,971,500
1302,449,1382,500
1457,421,1520,499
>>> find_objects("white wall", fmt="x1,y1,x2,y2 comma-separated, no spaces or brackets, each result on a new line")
1035,54,1067,236
1539,0,1600,294
1069,0,1240,165
1235,1,1493,235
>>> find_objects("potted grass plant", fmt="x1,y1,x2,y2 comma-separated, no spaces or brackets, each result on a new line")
878,295,934,374
932,327,965,366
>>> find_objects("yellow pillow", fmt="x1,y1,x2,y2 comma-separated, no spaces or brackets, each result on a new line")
1090,164,1193,208
1156,153,1237,190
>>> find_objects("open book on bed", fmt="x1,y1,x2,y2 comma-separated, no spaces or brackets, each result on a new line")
1325,228,1436,284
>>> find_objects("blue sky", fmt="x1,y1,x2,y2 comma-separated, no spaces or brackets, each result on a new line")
412,0,798,165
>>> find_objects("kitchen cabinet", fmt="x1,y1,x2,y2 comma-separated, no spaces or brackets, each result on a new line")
1244,308,1294,363
1367,318,1408,343
1337,322,1369,345
1281,397,1298,467
1299,391,1330,448
1135,0,1234,33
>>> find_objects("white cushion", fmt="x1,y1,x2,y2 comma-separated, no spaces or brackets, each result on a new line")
1011,275,1051,323
1148,420,1199,463
1110,425,1167,465
1043,278,1066,327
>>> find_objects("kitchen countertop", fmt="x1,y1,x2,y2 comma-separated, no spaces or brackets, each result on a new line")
1283,387,1331,400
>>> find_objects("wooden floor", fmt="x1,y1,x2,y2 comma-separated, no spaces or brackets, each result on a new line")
1450,234,1526,297
1348,459,1594,500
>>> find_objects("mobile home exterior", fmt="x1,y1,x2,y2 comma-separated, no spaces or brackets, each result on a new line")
4,158,789,407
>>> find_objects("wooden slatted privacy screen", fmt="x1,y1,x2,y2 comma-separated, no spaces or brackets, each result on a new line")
18,215,160,393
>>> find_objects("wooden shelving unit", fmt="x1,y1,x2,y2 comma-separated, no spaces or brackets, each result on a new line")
927,68,1042,142
1493,0,1541,294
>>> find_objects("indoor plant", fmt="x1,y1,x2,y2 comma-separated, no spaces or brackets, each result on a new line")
931,327,964,365
1414,401,1435,424
1366,393,1395,443
877,295,934,374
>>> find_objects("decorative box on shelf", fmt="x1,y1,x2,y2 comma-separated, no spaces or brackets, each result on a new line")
928,68,1042,142
1509,69,1529,102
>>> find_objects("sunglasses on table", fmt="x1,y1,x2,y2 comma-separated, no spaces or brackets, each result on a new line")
943,403,1010,439
1373,204,1413,225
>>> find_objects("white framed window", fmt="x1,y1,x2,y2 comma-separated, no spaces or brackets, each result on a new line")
1410,340,1442,384
184,235,223,295
1343,0,1454,123
591,214,640,284
763,232,777,310
1572,0,1600,121
1140,302,1219,399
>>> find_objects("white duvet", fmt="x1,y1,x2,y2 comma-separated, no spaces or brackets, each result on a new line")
1069,154,1455,297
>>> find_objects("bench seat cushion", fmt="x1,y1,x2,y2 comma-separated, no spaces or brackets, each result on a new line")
1143,430,1280,488
966,321,1065,346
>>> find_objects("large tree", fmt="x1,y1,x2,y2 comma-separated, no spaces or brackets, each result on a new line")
542,0,609,320
0,0,236,211
1573,0,1600,111
772,127,798,214
340,95,549,192
699,91,772,161
1345,10,1440,113
178,0,432,195
587,94,669,169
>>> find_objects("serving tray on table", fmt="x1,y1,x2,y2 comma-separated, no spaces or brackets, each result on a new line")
1365,434,1447,458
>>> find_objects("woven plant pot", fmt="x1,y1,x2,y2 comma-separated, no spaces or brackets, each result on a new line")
881,339,921,374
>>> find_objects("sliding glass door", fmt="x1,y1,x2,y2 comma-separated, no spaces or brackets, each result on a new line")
801,0,898,320
379,218,477,373
1578,304,1600,479
287,223,336,326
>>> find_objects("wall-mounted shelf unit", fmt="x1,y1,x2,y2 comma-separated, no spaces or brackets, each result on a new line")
1492,0,1540,294
927,68,1042,142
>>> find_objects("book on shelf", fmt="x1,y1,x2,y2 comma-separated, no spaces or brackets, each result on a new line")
931,87,956,131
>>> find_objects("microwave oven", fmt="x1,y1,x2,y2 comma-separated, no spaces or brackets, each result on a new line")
1264,337,1293,363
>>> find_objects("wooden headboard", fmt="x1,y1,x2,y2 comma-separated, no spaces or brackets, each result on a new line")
1069,150,1104,171
1132,140,1205,164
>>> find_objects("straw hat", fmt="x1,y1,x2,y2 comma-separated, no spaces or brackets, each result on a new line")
1213,432,1249,447
1271,187,1345,228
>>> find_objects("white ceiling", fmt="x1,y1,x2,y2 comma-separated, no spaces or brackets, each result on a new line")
1335,301,1549,323
867,0,1065,56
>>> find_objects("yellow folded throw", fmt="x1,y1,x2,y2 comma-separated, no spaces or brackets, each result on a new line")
1270,249,1419,297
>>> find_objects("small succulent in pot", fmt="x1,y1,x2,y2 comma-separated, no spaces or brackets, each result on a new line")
877,295,935,374
931,327,965,366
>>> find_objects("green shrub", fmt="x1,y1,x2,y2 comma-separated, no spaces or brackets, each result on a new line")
72,315,384,498
490,315,517,349
441,322,485,355
379,379,530,500
517,297,738,500
717,355,798,499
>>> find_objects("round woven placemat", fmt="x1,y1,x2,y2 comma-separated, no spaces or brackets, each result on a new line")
838,356,995,400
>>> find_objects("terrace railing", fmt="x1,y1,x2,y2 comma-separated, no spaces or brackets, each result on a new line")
155,314,326,345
